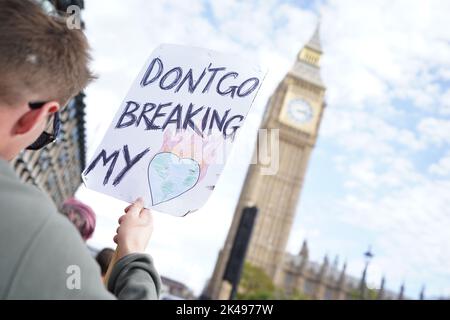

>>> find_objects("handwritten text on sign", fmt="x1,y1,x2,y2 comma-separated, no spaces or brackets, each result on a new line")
82,44,265,216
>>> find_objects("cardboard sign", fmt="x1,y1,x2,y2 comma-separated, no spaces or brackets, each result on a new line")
82,44,265,216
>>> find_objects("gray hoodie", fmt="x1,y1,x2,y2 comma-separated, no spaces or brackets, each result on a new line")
0,159,161,299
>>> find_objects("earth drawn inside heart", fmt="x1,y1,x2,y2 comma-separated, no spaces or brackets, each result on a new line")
148,152,201,205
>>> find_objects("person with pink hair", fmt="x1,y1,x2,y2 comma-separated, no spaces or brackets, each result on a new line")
60,197,96,242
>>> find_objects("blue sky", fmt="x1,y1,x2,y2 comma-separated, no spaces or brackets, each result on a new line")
76,0,450,298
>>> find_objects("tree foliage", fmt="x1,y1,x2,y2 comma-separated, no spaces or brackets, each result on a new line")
237,262,309,300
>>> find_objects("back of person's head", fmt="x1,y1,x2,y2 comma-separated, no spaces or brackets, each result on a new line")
61,198,96,241
0,0,94,108
96,248,115,276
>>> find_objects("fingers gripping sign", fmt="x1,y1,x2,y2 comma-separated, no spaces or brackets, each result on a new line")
105,198,154,285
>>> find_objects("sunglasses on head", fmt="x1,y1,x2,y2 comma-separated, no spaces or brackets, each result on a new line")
26,102,61,151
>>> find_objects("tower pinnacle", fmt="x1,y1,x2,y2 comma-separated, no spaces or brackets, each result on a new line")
291,19,325,88
305,20,322,53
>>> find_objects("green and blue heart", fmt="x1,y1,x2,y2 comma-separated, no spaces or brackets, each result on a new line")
148,152,200,205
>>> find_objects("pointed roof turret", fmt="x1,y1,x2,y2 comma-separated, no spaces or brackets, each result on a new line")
377,276,386,300
398,283,405,300
337,260,347,289
305,21,322,53
290,19,325,88
419,285,426,300
299,240,309,258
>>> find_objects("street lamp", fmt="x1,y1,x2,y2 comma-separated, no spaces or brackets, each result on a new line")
360,246,374,299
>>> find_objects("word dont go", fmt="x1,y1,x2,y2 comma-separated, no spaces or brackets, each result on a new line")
140,58,260,99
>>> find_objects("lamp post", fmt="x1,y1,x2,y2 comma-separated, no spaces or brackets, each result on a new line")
360,246,374,299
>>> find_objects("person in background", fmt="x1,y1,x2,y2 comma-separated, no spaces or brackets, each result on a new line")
96,248,115,281
0,0,160,299
60,198,96,242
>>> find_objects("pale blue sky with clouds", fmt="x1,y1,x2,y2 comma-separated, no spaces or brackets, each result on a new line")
76,0,450,298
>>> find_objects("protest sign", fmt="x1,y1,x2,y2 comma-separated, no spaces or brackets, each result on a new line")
82,44,265,216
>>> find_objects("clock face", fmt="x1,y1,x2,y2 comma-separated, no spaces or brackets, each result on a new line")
287,99,313,124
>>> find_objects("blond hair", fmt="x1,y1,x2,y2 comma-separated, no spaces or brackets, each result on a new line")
0,0,95,106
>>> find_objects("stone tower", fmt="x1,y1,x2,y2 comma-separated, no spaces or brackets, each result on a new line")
206,22,326,299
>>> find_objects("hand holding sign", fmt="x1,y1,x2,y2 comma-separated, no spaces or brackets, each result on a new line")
82,44,265,216
114,198,153,259
103,198,153,284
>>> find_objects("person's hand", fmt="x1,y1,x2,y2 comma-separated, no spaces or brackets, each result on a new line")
114,197,153,260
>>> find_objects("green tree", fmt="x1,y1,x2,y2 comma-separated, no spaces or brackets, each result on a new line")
237,262,276,300
348,287,379,300
237,263,310,300
289,288,311,300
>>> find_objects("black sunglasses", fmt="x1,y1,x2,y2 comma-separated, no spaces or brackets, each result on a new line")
26,102,61,150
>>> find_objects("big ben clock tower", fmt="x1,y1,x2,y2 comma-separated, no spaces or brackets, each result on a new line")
205,23,326,299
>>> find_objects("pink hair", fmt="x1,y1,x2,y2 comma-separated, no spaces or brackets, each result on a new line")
61,198,96,241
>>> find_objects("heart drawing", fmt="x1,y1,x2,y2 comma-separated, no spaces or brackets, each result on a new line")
148,152,200,205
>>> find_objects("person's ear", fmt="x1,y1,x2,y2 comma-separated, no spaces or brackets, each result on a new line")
14,101,60,135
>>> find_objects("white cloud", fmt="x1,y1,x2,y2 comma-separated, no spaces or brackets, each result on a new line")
429,151,450,176
417,117,450,147
440,88,450,115
322,0,450,113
